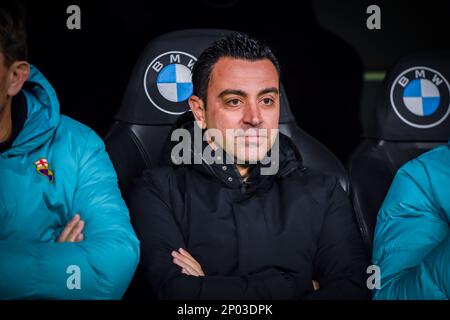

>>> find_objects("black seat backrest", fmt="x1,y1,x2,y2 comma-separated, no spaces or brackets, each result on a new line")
349,52,450,254
105,29,349,197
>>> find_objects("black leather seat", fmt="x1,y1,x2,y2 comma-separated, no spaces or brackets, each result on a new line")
348,52,450,254
105,29,350,198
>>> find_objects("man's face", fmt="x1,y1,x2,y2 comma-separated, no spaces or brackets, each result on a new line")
203,57,280,163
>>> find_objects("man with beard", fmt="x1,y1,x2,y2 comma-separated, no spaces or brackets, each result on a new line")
129,33,369,300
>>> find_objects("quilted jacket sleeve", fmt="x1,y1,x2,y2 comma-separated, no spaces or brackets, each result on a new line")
372,148,450,300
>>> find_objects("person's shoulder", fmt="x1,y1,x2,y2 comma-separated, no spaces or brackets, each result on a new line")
286,165,344,203
57,115,104,148
141,166,177,184
53,116,110,166
137,165,185,192
400,143,450,177
415,143,449,167
129,166,183,204
292,165,340,189
58,115,93,137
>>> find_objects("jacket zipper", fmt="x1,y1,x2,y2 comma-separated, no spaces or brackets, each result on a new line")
239,165,302,193
240,179,250,194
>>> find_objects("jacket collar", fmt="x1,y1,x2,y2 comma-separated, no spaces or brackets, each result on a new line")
173,120,304,194
1,65,60,158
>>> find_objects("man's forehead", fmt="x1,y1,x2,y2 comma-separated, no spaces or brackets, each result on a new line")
209,57,279,93
213,57,278,77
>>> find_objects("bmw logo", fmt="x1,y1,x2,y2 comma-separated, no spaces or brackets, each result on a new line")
390,66,450,128
144,51,197,115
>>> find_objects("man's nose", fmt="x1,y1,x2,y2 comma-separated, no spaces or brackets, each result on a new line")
243,102,263,127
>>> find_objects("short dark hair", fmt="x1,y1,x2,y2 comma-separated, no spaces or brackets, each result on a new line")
0,1,27,67
192,32,281,101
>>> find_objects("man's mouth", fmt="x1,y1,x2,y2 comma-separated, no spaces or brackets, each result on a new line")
236,129,268,138
235,135,268,146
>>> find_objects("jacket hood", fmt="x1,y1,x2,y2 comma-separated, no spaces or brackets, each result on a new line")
162,112,304,193
2,65,60,157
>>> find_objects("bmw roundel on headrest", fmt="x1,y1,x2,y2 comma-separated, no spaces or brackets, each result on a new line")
391,66,449,128
376,52,450,141
144,51,196,115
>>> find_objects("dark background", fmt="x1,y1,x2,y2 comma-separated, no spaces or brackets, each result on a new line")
22,0,450,163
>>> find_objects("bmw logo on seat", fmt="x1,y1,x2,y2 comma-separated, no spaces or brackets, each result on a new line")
390,66,450,128
144,51,197,115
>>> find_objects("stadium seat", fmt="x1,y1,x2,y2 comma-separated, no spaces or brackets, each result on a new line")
348,52,450,254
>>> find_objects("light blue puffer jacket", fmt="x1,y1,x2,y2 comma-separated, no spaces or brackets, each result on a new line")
0,66,139,299
372,141,450,299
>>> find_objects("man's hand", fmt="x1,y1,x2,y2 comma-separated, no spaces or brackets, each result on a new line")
57,214,85,243
313,280,320,291
171,248,205,277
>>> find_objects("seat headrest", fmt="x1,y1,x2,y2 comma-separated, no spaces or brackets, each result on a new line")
371,52,450,141
116,29,294,126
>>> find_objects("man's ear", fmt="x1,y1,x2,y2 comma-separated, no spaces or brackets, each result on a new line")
188,95,207,129
7,61,30,97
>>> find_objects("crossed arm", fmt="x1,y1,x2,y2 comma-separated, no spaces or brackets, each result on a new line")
170,247,320,290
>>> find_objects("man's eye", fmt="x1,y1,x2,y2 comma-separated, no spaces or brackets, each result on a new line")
227,99,241,106
262,98,274,105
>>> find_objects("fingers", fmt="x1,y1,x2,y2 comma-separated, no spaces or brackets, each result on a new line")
313,280,320,291
171,249,205,277
67,220,85,242
178,248,195,260
57,214,85,243
57,214,80,242
75,232,84,242
173,257,200,277
178,248,202,269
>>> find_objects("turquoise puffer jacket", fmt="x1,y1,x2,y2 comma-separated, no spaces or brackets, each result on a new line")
372,141,450,300
0,66,139,299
